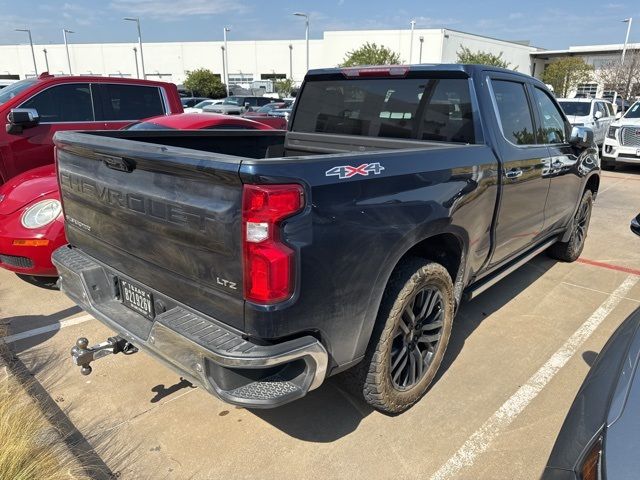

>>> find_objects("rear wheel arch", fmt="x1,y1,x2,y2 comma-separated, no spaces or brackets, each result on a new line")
350,231,467,366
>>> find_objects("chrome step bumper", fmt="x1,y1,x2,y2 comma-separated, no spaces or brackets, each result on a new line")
52,246,328,408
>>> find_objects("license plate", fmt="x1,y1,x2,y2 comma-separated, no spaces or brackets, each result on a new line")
119,278,155,320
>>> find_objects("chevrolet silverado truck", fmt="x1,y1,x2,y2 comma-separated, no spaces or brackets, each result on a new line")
52,65,600,413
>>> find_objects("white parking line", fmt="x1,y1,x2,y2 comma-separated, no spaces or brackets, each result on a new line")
0,313,95,344
430,274,639,480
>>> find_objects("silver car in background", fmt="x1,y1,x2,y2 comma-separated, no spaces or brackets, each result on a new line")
558,98,616,148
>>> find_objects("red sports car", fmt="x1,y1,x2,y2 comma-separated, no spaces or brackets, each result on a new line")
0,113,273,287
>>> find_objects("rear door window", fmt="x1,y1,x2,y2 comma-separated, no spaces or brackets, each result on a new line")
21,83,93,122
93,84,165,121
490,80,536,145
292,76,475,143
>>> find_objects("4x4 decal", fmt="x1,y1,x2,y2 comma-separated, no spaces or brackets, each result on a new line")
325,162,385,179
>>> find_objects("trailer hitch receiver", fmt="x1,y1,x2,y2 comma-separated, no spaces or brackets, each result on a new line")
71,336,138,375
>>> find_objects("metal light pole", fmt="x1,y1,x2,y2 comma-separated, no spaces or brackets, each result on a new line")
124,17,145,79
289,44,293,79
419,36,424,63
43,48,49,72
63,29,74,75
621,18,633,65
15,29,37,76
223,27,231,96
293,13,309,72
409,19,416,64
133,47,140,78
220,46,226,92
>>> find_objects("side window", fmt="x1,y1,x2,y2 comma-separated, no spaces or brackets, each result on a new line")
605,102,614,116
595,102,606,117
257,98,271,106
21,83,93,122
94,84,165,121
491,80,536,145
533,88,567,144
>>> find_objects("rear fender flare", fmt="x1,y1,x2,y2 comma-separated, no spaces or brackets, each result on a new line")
350,222,470,364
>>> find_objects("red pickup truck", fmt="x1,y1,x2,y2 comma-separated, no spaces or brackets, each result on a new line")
0,73,183,184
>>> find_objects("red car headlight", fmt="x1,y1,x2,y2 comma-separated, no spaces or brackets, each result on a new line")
21,199,62,229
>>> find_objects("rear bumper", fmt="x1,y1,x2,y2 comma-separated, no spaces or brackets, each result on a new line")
52,246,328,408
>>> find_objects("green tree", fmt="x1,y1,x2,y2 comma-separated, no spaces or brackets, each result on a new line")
456,46,513,69
541,57,594,98
274,78,296,96
183,68,227,98
340,42,401,67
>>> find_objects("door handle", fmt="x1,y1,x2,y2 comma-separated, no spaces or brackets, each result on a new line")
505,168,523,179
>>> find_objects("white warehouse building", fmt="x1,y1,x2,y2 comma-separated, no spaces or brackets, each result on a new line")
0,28,540,86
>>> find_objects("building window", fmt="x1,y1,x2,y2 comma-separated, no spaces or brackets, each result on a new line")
576,83,598,98
261,73,286,80
228,74,254,83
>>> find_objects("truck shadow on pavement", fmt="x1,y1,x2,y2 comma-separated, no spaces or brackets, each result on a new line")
251,256,556,442
2,305,83,353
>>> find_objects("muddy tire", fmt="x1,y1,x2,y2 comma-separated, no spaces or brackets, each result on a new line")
345,258,454,414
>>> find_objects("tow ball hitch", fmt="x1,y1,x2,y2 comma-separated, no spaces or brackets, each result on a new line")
71,336,138,375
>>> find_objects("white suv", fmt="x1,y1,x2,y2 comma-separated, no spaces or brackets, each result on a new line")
557,98,616,147
602,101,640,170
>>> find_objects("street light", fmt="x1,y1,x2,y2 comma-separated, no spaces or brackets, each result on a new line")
293,12,309,72
419,36,424,63
621,18,633,65
63,29,74,75
409,19,416,64
223,27,230,96
133,47,140,78
220,46,226,93
289,44,293,79
15,29,37,76
124,17,146,79
43,48,49,72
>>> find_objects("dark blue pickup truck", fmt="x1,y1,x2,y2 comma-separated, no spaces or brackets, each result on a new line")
53,64,600,413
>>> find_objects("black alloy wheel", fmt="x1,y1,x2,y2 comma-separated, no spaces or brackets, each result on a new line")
390,287,444,389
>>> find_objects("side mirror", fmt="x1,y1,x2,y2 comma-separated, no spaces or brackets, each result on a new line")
632,214,640,237
569,126,594,149
594,110,603,120
6,108,40,134
615,112,623,119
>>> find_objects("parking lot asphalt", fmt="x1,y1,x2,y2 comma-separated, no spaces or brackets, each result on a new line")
1,167,639,480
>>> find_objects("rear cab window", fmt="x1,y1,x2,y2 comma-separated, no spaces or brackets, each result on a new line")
291,75,476,143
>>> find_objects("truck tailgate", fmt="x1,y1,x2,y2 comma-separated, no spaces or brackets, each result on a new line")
54,131,245,330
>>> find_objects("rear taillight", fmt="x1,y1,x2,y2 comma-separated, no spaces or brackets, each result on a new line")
242,184,304,304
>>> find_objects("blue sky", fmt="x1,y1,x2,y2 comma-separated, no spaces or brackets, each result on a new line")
1,0,638,49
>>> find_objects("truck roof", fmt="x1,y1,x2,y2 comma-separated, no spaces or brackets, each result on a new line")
305,63,543,85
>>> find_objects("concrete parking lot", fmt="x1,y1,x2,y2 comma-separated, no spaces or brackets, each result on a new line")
1,167,639,480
